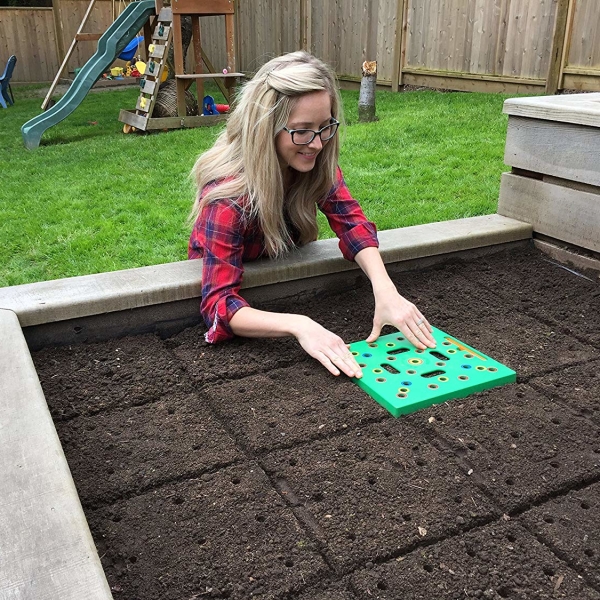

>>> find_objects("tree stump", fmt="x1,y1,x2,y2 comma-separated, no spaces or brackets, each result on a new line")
358,60,378,122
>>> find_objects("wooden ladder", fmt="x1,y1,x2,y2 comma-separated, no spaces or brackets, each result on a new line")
125,6,174,131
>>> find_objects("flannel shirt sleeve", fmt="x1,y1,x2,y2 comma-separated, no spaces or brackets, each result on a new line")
317,166,379,261
191,200,250,344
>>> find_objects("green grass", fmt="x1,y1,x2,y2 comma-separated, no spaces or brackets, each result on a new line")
0,84,512,287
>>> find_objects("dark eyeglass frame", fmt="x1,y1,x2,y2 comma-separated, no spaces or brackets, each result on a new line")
283,118,340,145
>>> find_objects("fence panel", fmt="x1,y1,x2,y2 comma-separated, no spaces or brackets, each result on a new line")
5,0,600,91
566,0,600,70
0,8,59,82
404,0,557,82
309,0,398,83
59,0,120,73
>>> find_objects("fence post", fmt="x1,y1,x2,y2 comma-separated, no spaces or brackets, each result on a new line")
300,0,311,52
391,0,407,92
545,0,574,95
51,0,66,68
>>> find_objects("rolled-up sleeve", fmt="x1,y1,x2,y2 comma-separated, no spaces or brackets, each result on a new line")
318,167,379,261
190,201,250,343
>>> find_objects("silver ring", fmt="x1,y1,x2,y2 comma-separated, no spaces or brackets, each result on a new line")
416,318,425,326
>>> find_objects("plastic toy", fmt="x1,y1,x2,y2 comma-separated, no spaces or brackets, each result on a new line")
349,326,516,417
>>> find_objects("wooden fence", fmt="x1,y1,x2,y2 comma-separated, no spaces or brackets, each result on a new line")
2,0,599,93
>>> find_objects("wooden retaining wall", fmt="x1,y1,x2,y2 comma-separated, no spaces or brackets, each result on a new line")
2,0,599,92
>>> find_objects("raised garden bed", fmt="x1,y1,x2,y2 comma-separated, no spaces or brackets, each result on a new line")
32,244,600,599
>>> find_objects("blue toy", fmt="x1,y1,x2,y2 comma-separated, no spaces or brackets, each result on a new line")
0,55,17,109
118,36,144,62
203,95,219,115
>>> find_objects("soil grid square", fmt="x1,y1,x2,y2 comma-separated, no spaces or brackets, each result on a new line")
33,244,600,599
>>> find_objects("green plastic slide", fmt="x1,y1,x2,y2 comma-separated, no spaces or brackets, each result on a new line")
22,0,155,150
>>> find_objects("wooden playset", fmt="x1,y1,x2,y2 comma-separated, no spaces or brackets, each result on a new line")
118,0,243,133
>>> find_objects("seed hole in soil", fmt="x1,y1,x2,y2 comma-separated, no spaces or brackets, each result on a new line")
544,516,555,524
466,549,476,557
551,418,561,425
584,549,595,557
377,581,388,590
255,514,266,523
510,431,520,439
416,459,426,466
313,493,324,502
198,537,207,545
111,515,121,523
284,559,294,567
347,533,356,541
107,468,115,475
454,495,462,503
543,566,555,577
581,502,590,509
505,478,515,486
231,477,241,484
173,496,184,505
403,513,412,522
368,477,376,485
550,461,560,469
288,459,297,466
506,534,516,542
167,408,175,415
423,564,434,573
497,585,512,598
467,442,477,450
337,446,348,453
129,556,137,563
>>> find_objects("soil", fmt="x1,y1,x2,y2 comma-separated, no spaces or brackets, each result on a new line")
33,244,600,599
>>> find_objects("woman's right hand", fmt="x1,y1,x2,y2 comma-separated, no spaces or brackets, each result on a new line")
294,316,363,378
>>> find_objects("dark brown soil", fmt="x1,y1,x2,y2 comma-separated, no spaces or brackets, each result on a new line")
33,244,600,599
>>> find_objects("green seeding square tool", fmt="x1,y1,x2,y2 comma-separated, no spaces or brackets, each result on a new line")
349,327,516,417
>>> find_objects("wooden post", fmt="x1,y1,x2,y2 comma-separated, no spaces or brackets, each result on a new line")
545,0,574,95
300,0,312,52
192,17,203,109
173,13,187,117
358,61,378,122
224,12,235,101
51,0,66,69
391,0,407,92
557,0,577,94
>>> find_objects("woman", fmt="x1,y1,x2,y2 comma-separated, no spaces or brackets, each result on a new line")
189,51,435,379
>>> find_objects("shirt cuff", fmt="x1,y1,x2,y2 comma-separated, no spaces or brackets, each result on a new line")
204,295,249,344
338,222,379,261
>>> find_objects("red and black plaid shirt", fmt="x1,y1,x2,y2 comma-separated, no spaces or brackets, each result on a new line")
188,167,379,343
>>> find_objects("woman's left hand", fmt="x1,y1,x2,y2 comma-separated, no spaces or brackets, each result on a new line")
366,284,436,350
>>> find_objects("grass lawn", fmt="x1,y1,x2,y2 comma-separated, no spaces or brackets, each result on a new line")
0,83,512,287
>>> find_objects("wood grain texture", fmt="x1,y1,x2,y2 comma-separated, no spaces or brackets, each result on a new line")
505,116,600,187
498,172,600,253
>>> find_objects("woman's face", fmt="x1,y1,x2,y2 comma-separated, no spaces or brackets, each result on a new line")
275,90,333,175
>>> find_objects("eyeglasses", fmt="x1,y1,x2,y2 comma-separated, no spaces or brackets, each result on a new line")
283,119,340,145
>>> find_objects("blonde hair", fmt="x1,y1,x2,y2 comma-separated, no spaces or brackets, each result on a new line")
190,51,342,257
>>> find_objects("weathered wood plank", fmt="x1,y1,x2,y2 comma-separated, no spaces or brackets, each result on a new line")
498,172,600,253
505,116,600,187
503,92,600,127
